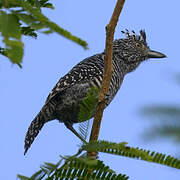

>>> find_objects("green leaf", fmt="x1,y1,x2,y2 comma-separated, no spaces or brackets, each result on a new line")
19,1,88,49
30,169,46,179
42,2,54,9
0,11,21,39
53,157,128,180
79,87,99,122
4,39,24,64
0,0,20,8
18,156,128,180
0,0,88,67
21,26,37,38
25,0,54,9
82,141,180,170
15,13,38,25
0,10,23,65
39,0,54,9
0,47,7,56
40,29,53,34
17,174,30,180
78,87,99,142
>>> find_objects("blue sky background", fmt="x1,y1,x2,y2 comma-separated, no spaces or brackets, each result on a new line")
1,0,180,179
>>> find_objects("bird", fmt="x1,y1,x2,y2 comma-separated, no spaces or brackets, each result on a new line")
24,30,166,155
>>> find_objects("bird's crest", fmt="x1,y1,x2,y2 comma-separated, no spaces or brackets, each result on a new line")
121,29,147,45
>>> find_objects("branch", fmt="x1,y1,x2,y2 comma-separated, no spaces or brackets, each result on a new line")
89,0,125,156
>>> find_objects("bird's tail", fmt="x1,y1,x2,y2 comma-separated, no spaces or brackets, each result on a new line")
24,103,55,155
24,111,46,155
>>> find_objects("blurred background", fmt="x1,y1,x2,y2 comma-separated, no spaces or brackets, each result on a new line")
1,0,180,179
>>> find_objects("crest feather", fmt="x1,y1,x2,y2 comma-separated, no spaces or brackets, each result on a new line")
121,29,147,44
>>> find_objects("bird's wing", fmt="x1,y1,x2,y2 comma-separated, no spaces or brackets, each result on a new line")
45,54,104,104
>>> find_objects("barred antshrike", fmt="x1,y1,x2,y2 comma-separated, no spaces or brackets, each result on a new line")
24,30,166,155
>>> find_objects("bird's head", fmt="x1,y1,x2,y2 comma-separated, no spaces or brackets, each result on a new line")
113,29,166,67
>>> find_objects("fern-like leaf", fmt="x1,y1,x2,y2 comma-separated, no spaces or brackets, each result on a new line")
82,141,180,169
79,86,99,122
51,156,128,180
78,120,90,142
18,156,128,180
78,87,99,142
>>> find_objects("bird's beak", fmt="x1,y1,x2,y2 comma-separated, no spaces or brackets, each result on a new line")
148,50,167,59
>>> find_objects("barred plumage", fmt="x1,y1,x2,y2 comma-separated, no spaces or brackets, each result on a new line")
24,30,166,155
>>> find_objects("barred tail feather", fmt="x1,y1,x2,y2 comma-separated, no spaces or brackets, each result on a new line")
24,102,56,155
24,111,45,155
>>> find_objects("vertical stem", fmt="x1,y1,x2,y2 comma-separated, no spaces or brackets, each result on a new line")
89,0,125,156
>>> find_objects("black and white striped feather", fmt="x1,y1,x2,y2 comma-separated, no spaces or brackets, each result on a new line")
24,30,156,155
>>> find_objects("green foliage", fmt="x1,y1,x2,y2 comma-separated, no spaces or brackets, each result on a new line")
0,10,23,67
79,87,99,122
18,140,180,179
141,105,180,143
17,159,62,180
78,87,99,142
0,0,88,67
141,106,180,119
82,141,180,169
140,74,180,145
140,105,180,143
78,120,90,143
18,156,128,180
21,26,37,38
25,0,54,9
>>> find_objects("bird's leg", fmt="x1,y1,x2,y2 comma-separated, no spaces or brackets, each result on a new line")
65,122,87,144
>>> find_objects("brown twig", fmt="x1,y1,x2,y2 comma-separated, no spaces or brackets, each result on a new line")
88,0,125,157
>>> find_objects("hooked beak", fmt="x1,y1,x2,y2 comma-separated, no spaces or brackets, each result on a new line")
148,50,167,59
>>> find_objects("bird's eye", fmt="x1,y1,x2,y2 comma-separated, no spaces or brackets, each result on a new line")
136,43,141,48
